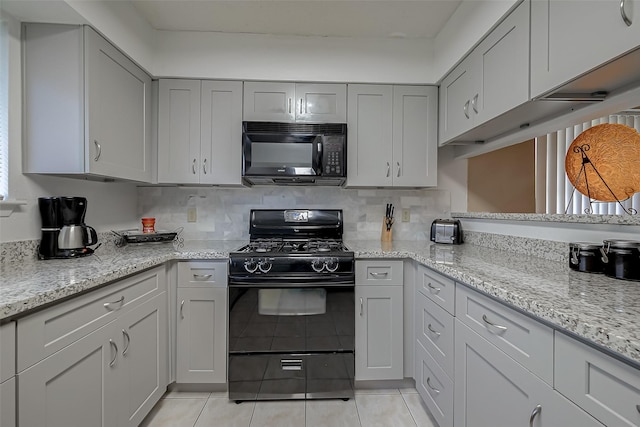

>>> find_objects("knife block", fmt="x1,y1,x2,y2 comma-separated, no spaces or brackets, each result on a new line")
381,217,393,243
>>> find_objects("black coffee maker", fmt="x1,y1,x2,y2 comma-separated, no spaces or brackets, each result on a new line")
38,197,98,259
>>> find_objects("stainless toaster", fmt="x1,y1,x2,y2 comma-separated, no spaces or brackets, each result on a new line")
430,219,463,244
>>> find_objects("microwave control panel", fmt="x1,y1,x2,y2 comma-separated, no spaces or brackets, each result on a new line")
322,140,345,176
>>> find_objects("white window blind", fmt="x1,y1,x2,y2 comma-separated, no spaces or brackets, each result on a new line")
0,19,8,200
536,114,640,215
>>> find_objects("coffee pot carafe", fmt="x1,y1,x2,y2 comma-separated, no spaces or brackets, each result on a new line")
38,196,98,259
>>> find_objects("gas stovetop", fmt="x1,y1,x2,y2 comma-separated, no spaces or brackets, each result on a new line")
234,238,350,256
228,209,354,281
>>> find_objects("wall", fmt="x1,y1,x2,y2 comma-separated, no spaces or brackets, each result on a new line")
0,12,139,243
138,186,451,241
153,30,435,83
467,140,535,213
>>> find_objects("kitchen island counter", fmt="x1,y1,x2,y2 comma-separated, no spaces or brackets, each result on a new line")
2,239,639,367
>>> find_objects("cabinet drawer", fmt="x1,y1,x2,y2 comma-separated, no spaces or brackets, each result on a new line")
356,260,403,285
415,291,454,379
17,266,165,372
415,340,453,427
416,264,455,315
455,284,553,385
178,261,228,288
555,332,640,427
0,322,15,383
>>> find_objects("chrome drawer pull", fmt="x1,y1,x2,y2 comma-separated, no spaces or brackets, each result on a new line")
529,405,542,427
193,274,213,280
122,329,130,356
427,324,441,337
482,314,507,331
203,158,207,175
369,271,389,278
180,300,185,319
396,161,401,177
463,100,470,119
427,282,441,293
386,162,390,177
109,339,118,367
621,0,632,26
281,359,303,371
104,296,125,311
192,159,197,174
360,298,364,316
426,377,440,394
94,140,102,161
471,94,479,113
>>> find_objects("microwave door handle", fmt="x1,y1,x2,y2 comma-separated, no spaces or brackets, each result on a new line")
317,141,323,175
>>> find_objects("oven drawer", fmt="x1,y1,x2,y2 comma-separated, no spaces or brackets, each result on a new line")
356,260,403,285
228,353,354,401
178,261,227,288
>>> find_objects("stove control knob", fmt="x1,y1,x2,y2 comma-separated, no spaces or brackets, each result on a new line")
311,258,326,272
244,258,258,273
258,259,272,273
325,257,339,272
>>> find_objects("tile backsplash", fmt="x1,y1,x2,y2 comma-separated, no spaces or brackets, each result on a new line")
137,187,451,241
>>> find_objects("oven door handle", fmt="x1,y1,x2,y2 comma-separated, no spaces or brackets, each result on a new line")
229,279,355,288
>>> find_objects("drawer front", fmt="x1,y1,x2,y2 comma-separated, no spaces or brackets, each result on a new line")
0,377,16,427
355,260,403,285
0,322,15,382
455,284,553,385
17,265,165,372
555,332,640,427
416,264,455,315
415,291,454,378
415,340,453,427
178,261,228,288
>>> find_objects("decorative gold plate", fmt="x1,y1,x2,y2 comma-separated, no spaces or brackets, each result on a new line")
565,124,640,202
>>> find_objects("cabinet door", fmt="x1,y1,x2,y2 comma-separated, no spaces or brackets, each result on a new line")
531,0,640,98
157,79,201,184
243,81,295,122
117,293,168,427
472,0,529,125
0,378,15,427
200,81,243,185
18,322,119,427
454,320,601,427
438,56,474,145
176,287,227,384
355,285,403,380
84,27,152,182
346,84,393,187
392,86,438,187
295,83,347,123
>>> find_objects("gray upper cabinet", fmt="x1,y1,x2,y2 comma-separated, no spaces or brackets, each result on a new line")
439,0,530,146
23,24,152,183
158,79,242,185
243,82,347,122
347,85,437,187
531,0,640,99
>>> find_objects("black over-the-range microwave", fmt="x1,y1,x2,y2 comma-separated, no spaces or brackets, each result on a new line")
241,121,347,186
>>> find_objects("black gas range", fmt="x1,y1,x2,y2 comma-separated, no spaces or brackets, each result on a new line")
227,209,355,402
228,209,355,285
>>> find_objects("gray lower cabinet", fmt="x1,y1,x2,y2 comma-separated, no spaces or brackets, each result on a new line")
0,321,15,427
175,261,228,384
16,266,168,427
555,332,640,427
355,260,403,381
454,320,603,427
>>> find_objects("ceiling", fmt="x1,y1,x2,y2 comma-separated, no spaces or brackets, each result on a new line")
130,0,462,39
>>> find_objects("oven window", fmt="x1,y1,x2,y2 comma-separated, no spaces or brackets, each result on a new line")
259,288,326,316
252,143,312,168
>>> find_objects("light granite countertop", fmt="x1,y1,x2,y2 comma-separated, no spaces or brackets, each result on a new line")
1,239,639,367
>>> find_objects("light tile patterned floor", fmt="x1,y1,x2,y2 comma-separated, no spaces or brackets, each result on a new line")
140,388,437,427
